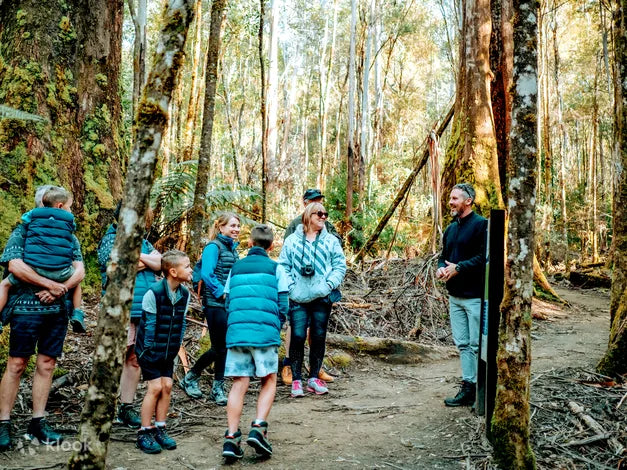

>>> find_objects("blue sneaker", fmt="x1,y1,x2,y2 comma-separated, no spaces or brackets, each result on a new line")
136,429,162,454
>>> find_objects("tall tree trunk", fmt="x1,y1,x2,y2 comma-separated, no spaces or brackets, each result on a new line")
0,0,123,251
346,0,357,228
491,1,538,468
258,0,268,222
128,0,147,122
597,0,626,378
188,0,227,260
591,63,600,263
441,0,504,221
359,0,374,206
266,0,279,190
68,2,194,468
490,0,513,203
552,9,569,265
181,0,205,162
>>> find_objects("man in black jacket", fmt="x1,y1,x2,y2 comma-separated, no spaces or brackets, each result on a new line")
436,183,487,407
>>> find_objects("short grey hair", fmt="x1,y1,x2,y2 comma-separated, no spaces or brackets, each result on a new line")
453,183,476,203
34,185,56,208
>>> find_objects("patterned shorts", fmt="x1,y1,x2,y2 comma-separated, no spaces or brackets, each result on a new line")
225,346,278,378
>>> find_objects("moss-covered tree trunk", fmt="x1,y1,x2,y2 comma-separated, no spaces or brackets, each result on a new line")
441,0,504,221
0,0,124,252
68,2,195,469
188,0,226,259
491,1,538,468
597,0,626,378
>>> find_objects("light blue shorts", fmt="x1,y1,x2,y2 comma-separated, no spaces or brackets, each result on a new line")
225,346,278,378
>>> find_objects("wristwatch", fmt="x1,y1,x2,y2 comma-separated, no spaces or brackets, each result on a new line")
455,264,461,272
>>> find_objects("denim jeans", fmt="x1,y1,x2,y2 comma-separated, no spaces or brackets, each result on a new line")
448,296,482,384
289,298,332,381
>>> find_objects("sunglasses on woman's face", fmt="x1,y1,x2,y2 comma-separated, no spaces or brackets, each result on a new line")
315,211,329,218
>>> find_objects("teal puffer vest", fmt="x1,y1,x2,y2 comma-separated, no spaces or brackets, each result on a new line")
203,235,238,308
226,246,281,348
23,208,75,270
136,279,188,362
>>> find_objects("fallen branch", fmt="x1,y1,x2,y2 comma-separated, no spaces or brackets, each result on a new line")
325,333,455,364
568,401,625,455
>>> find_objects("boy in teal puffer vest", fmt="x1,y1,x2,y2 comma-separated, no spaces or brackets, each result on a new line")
135,250,192,454
221,225,289,461
0,186,86,333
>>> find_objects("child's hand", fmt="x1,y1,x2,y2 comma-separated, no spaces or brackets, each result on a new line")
137,260,146,271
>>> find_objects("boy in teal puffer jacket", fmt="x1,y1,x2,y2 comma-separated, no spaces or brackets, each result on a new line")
0,186,86,333
221,225,289,461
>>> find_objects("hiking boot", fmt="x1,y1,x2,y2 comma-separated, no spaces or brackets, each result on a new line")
26,418,63,445
69,308,87,334
290,380,304,398
246,421,272,456
0,421,12,451
136,428,162,454
210,380,228,406
154,425,176,450
307,377,328,395
318,369,334,383
223,429,244,460
281,365,293,385
116,403,141,429
444,381,476,407
179,371,203,399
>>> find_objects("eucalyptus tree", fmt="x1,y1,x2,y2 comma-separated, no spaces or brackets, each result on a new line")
69,1,195,467
491,0,538,467
0,0,124,248
597,0,626,378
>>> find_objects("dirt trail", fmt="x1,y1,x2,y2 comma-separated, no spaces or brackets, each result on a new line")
0,286,610,469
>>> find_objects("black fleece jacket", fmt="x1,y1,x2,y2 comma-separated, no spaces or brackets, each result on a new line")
438,211,488,298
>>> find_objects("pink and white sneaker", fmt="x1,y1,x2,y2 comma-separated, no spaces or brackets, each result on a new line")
307,378,328,395
291,380,304,398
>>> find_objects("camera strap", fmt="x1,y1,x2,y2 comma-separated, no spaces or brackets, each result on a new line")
300,231,320,271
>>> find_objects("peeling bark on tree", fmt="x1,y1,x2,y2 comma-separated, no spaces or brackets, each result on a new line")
597,0,626,378
68,2,195,468
491,1,538,468
188,0,226,260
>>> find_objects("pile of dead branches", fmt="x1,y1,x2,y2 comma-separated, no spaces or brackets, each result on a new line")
328,255,452,345
459,367,627,469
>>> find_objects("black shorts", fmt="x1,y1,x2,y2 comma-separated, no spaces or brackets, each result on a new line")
138,356,175,381
9,313,69,358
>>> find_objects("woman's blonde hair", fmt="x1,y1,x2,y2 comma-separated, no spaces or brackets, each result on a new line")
302,202,325,233
208,212,241,239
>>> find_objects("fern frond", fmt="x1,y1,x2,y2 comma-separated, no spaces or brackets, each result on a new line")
0,105,47,123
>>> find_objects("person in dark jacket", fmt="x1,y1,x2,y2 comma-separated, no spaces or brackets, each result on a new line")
436,183,488,407
221,225,289,460
135,250,192,454
98,203,162,428
0,186,86,333
179,212,241,405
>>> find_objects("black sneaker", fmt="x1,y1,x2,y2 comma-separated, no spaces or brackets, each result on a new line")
26,418,63,445
444,381,476,407
246,421,272,456
116,404,141,428
222,429,244,460
153,426,176,450
136,428,162,454
0,421,12,451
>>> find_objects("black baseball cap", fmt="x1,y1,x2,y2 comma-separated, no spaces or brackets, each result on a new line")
303,188,324,200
